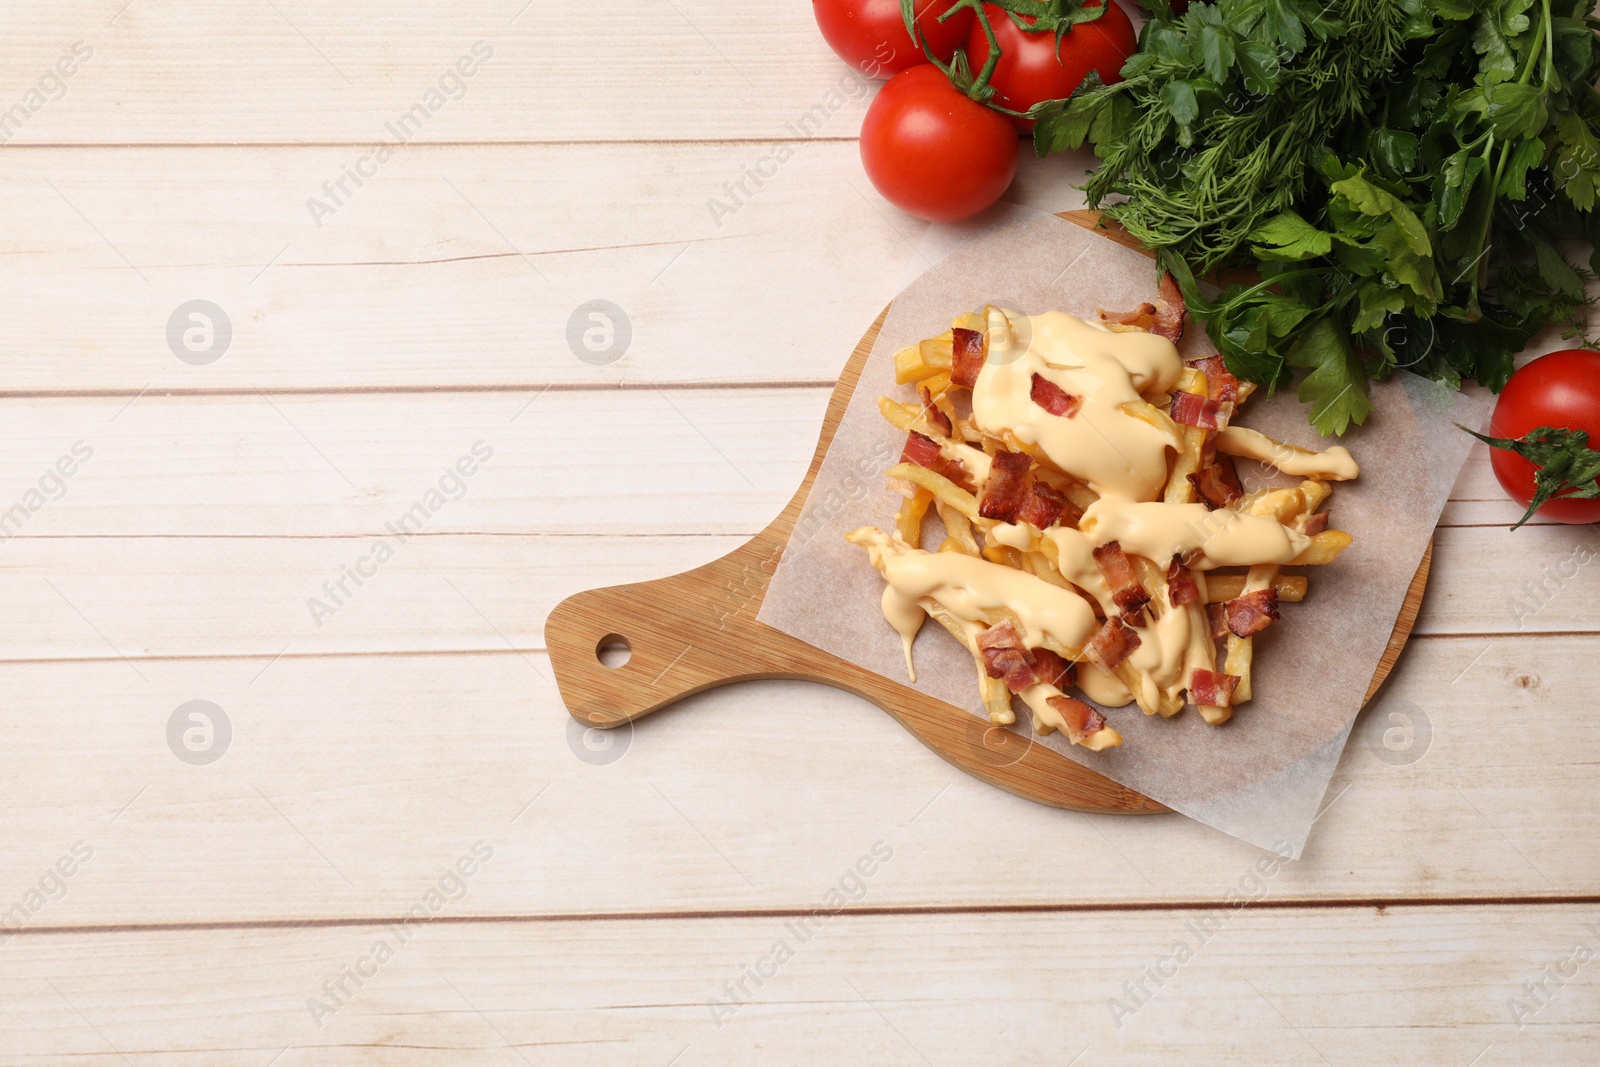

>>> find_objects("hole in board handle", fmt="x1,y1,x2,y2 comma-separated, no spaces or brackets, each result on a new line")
596,634,632,668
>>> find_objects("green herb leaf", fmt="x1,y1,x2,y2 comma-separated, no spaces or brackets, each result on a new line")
1161,78,1200,125
1234,39,1281,94
1197,22,1237,82
1248,210,1334,260
1286,317,1373,435
1485,82,1550,141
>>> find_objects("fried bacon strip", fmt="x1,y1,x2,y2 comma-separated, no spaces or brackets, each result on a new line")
1030,373,1082,417
1092,541,1151,612
900,431,975,493
1152,271,1187,343
1166,556,1200,607
1086,614,1141,671
1206,602,1230,638
1224,588,1281,637
978,451,1071,529
1302,511,1331,536
1190,354,1240,404
951,327,985,388
1170,390,1234,431
1045,695,1108,745
1016,481,1068,529
978,450,1032,523
1188,451,1243,509
976,621,1075,693
1188,668,1240,707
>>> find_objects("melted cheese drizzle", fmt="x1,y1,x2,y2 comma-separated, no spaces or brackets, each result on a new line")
969,309,1182,501
855,308,1354,726
851,528,1099,655
1216,425,1359,480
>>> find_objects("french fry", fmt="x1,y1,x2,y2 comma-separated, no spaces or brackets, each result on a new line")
896,487,932,546
1288,530,1352,565
1205,573,1308,603
884,462,979,521
894,331,953,383
1225,563,1278,704
936,499,981,556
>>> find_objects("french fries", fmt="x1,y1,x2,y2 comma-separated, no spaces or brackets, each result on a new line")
854,297,1359,753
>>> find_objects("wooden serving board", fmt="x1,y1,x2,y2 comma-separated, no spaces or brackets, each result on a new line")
547,213,1432,816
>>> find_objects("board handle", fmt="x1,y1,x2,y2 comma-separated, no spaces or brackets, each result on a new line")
545,539,783,728
546,539,1166,815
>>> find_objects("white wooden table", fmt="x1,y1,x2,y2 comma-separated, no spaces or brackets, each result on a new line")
1,3,1596,1063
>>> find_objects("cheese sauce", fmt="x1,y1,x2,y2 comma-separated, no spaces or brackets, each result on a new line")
969,309,1183,501
853,307,1351,730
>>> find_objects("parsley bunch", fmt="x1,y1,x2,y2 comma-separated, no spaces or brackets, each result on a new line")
1036,0,1600,434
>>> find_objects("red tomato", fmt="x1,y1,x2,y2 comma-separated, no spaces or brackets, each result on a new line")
860,64,1018,222
813,0,974,78
966,1,1137,130
1488,348,1600,524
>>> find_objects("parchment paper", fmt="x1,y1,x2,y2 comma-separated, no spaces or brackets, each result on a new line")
759,207,1478,856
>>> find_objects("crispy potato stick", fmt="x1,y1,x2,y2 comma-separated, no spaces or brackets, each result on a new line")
877,396,919,433
1205,573,1308,603
936,499,981,556
1121,398,1183,442
896,487,932,546
1166,425,1205,504
894,331,953,383
1288,530,1352,565
1186,598,1231,725
884,462,979,521
1224,563,1278,704
925,604,1014,725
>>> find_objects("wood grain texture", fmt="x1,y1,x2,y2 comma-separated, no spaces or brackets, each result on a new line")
2,906,1595,1065
0,634,1595,928
547,215,1432,818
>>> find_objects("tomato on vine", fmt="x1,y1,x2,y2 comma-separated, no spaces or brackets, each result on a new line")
964,1,1137,130
1464,349,1600,528
860,64,1019,221
813,0,974,77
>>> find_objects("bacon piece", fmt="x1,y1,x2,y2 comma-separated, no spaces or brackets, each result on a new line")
950,327,985,388
1169,390,1234,431
1016,481,1068,530
1189,668,1240,707
1190,354,1240,405
918,386,953,437
1188,453,1243,509
1224,588,1281,637
900,431,975,493
1030,373,1082,417
1086,615,1141,671
1166,556,1199,607
976,622,1076,694
977,621,1038,693
1092,540,1151,613
1046,695,1108,745
1206,602,1230,638
1030,647,1075,691
1097,301,1156,327
978,450,1032,523
1152,270,1187,343
1302,511,1330,536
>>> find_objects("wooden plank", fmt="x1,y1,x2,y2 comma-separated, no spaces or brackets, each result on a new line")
0,635,1593,927
0,520,1583,668
0,145,1094,392
2,905,1595,1064
6,1,877,145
